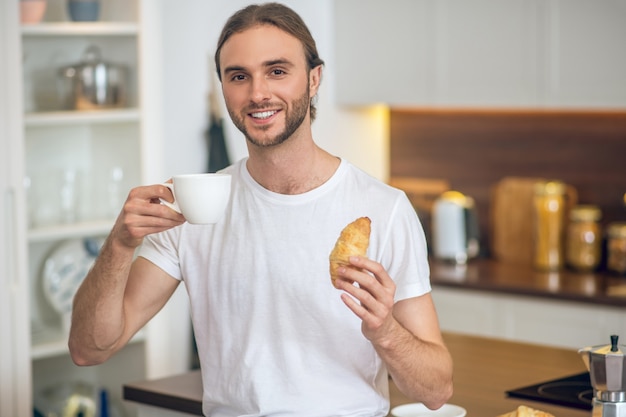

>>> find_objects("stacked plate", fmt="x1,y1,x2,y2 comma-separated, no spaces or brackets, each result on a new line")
391,403,467,417
42,237,104,332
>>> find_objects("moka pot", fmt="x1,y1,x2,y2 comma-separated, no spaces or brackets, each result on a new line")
579,335,626,417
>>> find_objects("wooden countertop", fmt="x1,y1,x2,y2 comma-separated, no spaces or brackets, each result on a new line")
430,258,626,307
392,333,589,416
124,332,589,416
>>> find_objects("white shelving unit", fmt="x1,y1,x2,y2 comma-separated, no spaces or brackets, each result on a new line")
31,328,146,361
24,1,145,414
28,220,114,242
21,21,139,36
2,0,176,416
24,108,141,126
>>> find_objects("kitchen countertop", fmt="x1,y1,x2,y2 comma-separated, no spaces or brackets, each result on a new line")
124,332,589,417
430,258,626,307
124,370,203,416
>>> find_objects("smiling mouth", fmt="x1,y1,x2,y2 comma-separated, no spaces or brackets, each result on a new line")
250,110,278,120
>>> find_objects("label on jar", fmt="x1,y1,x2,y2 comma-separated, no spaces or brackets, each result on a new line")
608,236,626,274
566,220,601,271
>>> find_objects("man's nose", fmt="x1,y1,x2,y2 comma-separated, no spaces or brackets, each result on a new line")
250,77,271,103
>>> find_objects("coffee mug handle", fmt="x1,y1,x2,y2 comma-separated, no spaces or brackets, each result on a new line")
159,183,182,214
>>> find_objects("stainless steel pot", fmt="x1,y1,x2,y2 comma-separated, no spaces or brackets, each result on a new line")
58,45,127,110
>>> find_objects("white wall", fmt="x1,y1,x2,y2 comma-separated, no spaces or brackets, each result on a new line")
159,0,389,181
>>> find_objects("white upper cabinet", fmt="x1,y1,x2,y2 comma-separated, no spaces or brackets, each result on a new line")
433,0,540,107
334,0,626,108
540,0,626,108
334,0,437,105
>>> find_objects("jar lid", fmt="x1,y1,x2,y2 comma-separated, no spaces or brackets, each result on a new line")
608,222,626,238
570,205,602,222
534,180,566,196
437,190,475,209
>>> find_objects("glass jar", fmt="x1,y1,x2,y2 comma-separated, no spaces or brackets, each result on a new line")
533,181,566,271
566,205,602,272
607,222,626,275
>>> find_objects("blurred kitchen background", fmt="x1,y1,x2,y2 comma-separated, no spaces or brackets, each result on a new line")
1,0,625,416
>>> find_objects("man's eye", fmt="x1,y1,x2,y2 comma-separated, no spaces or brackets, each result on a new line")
271,69,285,76
231,74,246,81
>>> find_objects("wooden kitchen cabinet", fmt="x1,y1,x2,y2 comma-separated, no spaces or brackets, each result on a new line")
334,0,626,108
1,1,184,416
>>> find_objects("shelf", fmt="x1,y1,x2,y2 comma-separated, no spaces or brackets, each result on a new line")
28,220,114,242
31,326,145,360
21,22,139,37
24,108,141,127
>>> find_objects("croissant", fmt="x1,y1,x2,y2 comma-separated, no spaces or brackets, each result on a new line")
497,405,555,417
329,217,371,288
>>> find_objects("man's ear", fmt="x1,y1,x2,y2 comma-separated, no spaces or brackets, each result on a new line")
309,65,322,96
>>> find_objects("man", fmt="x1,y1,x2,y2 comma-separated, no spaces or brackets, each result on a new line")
69,3,453,416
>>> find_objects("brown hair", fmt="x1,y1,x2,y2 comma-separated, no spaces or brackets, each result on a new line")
215,3,325,120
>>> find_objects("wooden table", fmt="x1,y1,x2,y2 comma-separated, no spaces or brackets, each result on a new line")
125,332,590,416
390,333,590,416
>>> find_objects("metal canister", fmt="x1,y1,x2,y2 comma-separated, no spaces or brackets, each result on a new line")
533,181,567,271
607,222,626,275
566,205,602,272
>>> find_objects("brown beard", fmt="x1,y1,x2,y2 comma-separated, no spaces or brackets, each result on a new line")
228,83,311,148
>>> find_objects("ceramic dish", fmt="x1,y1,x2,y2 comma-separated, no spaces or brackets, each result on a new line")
391,403,467,417
42,237,103,317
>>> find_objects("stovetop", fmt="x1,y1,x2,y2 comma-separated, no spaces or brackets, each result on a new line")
506,372,593,411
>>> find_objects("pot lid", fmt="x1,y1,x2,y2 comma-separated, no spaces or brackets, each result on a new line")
587,335,624,357
67,45,106,67
80,45,104,63
59,45,124,75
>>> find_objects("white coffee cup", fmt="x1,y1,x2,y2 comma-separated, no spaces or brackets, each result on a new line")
160,173,231,224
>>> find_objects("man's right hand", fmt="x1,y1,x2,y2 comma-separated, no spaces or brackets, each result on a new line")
112,184,186,249
69,183,184,366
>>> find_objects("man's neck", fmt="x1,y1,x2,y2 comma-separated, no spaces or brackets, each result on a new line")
246,141,340,195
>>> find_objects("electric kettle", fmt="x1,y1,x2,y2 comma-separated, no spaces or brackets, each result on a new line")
431,191,480,264
579,335,626,417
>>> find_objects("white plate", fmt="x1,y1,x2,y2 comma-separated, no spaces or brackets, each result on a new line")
391,403,467,417
42,237,103,316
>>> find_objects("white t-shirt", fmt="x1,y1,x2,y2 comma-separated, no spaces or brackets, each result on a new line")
139,158,431,417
